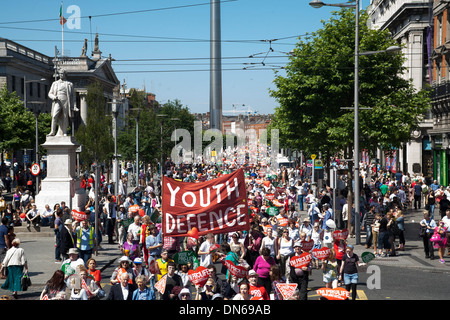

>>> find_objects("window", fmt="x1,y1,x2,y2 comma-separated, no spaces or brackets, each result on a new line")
11,75,16,92
437,15,443,47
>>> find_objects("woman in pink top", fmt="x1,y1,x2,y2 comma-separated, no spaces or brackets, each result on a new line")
253,247,276,296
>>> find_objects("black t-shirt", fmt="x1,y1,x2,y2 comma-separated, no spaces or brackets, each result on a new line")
379,217,388,232
440,199,450,212
342,253,359,274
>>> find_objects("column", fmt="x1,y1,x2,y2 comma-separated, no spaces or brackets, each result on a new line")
79,91,88,126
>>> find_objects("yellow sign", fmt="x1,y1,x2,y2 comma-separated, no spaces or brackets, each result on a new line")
311,154,316,160
211,150,216,157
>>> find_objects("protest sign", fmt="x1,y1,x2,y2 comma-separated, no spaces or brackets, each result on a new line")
162,169,249,237
290,253,312,269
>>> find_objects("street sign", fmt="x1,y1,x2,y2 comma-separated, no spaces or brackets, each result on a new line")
23,154,29,163
30,163,41,176
314,159,323,169
311,154,316,160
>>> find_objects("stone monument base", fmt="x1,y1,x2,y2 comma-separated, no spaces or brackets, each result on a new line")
34,135,86,212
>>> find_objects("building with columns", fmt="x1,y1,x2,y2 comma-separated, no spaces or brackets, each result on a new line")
367,0,434,180
0,36,121,164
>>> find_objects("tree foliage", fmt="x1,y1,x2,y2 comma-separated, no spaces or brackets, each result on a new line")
0,85,35,152
117,92,197,167
75,81,114,166
269,8,431,157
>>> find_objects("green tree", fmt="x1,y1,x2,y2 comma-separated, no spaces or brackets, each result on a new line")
118,96,197,169
0,85,35,152
75,81,114,167
269,8,431,157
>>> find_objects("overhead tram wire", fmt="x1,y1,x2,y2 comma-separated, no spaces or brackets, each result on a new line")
0,0,239,25
0,26,301,46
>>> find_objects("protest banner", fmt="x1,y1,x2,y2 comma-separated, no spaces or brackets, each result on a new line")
221,259,248,278
162,169,249,237
316,287,349,300
290,253,312,269
312,247,331,260
332,229,349,240
155,274,167,294
275,283,298,300
71,209,87,222
187,266,211,287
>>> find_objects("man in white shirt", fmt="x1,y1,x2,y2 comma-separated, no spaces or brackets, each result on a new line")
26,204,41,227
127,215,142,243
41,204,53,227
61,248,84,279
198,233,215,267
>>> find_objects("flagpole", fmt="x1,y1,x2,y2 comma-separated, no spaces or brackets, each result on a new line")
61,2,64,57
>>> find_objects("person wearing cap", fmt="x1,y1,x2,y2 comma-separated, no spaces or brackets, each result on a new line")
247,269,270,300
131,257,150,285
288,241,311,300
299,218,312,239
339,244,366,300
61,248,84,279
110,256,133,286
178,287,191,300
59,219,75,261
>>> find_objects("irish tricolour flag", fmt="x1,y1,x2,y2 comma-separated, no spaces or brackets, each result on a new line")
60,3,67,25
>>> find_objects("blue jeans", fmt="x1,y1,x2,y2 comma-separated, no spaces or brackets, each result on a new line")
429,204,435,220
365,223,373,247
78,248,93,267
298,195,304,211
343,273,359,285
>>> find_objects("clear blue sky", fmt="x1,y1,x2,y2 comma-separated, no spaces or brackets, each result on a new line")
0,0,369,115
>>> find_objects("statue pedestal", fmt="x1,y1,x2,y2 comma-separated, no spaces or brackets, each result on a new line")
34,136,86,212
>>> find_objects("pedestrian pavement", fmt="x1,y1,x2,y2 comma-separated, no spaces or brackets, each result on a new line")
346,206,450,273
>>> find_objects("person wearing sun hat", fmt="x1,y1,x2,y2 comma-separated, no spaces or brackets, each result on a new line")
288,240,311,300
247,269,269,300
60,219,75,261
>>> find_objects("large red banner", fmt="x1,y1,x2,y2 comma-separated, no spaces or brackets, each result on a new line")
162,169,250,237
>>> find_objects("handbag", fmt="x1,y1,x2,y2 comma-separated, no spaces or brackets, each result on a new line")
419,225,427,238
430,232,442,242
21,272,31,291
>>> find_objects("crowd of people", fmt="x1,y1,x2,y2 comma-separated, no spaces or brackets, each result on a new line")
0,158,448,300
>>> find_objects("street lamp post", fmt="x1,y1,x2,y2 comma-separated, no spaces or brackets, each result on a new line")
171,117,180,164
129,108,142,188
309,0,401,244
157,114,168,177
109,100,121,198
